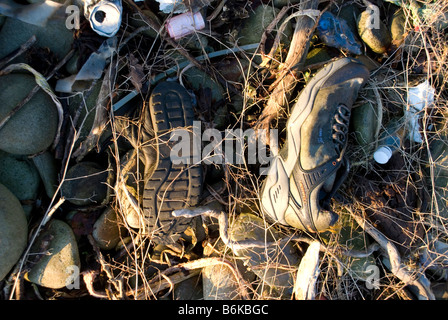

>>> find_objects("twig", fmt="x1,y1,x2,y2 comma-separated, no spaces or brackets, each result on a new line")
144,257,251,299
82,270,109,299
174,207,272,251
349,207,435,300
87,235,123,299
0,35,36,70
293,240,321,300
254,0,321,140
206,0,227,22
72,62,117,161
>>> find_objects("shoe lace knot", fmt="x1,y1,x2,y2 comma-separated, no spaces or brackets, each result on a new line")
332,104,350,153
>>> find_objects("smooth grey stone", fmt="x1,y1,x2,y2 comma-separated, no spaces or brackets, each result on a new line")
0,74,59,155
31,151,59,199
0,183,28,281
61,161,111,206
0,15,73,61
0,150,40,216
92,207,124,250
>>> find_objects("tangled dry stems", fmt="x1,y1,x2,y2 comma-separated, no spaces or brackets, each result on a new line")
3,0,447,301
90,0,448,300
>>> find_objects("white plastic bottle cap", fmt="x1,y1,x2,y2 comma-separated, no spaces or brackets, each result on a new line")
373,146,393,164
166,11,205,40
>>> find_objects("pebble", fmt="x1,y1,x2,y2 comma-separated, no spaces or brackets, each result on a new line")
0,150,41,217
351,98,382,148
337,214,377,283
0,74,59,155
31,151,59,199
92,207,125,250
0,15,73,62
0,183,28,281
61,161,111,206
425,135,448,219
357,7,392,54
202,263,242,300
25,219,80,289
174,275,203,300
238,5,292,47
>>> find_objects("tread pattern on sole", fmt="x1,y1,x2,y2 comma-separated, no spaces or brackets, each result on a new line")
142,82,202,244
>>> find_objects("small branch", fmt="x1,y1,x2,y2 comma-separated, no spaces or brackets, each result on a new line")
145,257,251,300
0,35,36,70
254,0,321,141
87,235,123,299
82,270,109,299
349,208,435,300
294,240,321,300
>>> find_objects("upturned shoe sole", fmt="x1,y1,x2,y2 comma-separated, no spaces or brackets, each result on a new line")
142,81,203,244
260,57,369,232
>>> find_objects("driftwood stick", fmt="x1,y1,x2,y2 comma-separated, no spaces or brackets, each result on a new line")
349,208,435,300
254,0,320,138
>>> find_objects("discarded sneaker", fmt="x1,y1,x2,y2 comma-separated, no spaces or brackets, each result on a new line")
260,58,369,232
117,81,203,244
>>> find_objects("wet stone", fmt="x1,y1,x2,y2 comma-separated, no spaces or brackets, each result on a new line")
0,183,28,281
0,74,59,155
0,15,74,62
61,161,111,206
0,150,41,217
92,207,125,250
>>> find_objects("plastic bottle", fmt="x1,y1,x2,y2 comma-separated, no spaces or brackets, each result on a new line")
373,118,405,164
166,11,205,40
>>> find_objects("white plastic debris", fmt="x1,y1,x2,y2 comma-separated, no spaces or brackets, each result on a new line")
84,0,122,37
0,0,63,27
55,37,117,93
406,80,435,143
166,11,205,40
157,0,210,14
157,0,188,14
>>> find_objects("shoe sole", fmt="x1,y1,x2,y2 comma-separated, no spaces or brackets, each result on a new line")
261,58,368,229
143,81,202,244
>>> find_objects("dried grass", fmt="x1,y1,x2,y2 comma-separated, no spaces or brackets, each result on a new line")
3,0,448,301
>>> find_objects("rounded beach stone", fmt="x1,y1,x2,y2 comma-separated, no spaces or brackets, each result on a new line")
0,183,28,281
357,8,391,54
61,161,110,206
25,219,80,289
238,5,292,46
92,207,124,250
0,16,74,61
0,74,59,155
0,150,41,204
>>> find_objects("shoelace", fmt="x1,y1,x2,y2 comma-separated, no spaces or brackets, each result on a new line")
332,104,351,154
